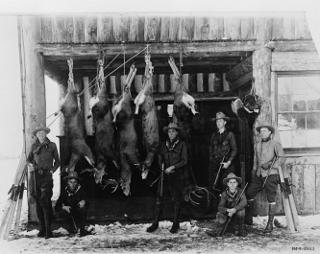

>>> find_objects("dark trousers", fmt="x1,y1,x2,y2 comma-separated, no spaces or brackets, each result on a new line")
247,174,280,203
61,206,87,233
35,173,53,234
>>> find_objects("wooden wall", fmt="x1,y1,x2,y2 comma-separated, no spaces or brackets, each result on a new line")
39,13,311,44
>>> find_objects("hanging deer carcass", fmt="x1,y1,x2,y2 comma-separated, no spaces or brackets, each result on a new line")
134,54,159,179
112,65,140,196
88,59,119,192
59,59,96,175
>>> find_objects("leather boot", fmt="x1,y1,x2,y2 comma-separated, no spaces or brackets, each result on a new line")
170,204,180,234
245,200,254,225
264,203,276,233
146,202,162,233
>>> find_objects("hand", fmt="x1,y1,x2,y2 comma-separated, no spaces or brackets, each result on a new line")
62,205,71,213
27,163,35,172
221,161,231,169
165,166,175,174
226,208,237,217
78,200,86,209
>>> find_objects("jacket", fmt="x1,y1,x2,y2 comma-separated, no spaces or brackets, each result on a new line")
218,187,247,213
253,138,285,177
209,130,237,165
27,138,60,173
57,184,87,208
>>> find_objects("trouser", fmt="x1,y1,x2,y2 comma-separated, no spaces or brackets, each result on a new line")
216,209,245,225
246,174,279,203
61,206,87,233
35,173,53,234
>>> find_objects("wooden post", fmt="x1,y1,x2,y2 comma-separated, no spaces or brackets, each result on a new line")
158,74,165,93
197,73,204,92
222,73,231,91
18,16,46,222
208,73,215,92
182,74,189,91
58,83,66,136
82,76,93,135
110,76,117,95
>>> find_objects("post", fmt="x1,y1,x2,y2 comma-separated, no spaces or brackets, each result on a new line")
82,76,93,135
18,16,46,222
58,83,66,136
197,73,204,92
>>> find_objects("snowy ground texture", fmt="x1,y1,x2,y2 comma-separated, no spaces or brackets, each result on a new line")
1,159,320,253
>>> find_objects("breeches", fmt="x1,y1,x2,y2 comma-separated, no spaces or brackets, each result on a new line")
247,174,279,203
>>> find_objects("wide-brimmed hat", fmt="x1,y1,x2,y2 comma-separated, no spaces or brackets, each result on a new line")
211,112,230,122
32,125,50,136
256,124,275,134
223,172,242,185
163,122,181,133
64,171,80,181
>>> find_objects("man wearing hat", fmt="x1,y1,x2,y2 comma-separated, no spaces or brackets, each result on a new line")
208,173,247,237
147,122,191,234
27,125,60,239
246,124,285,232
209,112,237,191
55,171,91,237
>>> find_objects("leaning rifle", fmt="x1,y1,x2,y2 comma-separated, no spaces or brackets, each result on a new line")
212,155,226,192
219,182,248,236
262,156,277,189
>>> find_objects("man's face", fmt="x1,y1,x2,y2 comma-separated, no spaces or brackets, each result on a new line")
216,118,226,130
36,130,47,143
168,128,178,141
67,178,78,191
227,179,238,192
260,127,271,139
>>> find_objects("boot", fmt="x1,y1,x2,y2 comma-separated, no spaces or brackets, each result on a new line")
80,228,92,237
245,200,254,225
146,202,162,233
170,203,180,234
264,203,276,233
37,229,46,237
236,217,247,237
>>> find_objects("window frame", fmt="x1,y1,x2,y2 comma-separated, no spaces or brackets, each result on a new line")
275,71,320,152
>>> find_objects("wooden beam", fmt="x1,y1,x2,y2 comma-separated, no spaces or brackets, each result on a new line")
272,52,320,71
38,40,258,57
267,40,316,52
158,74,166,93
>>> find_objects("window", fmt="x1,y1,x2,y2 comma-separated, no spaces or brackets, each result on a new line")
277,73,320,148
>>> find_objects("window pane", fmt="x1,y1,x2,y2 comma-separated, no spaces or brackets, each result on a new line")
292,98,306,111
308,98,320,111
279,95,292,111
307,113,320,129
278,113,305,130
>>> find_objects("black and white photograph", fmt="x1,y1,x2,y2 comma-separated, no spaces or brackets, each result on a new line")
1,0,320,253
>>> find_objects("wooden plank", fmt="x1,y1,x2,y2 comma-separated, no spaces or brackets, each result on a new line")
240,17,254,40
152,74,158,92
253,47,271,97
178,17,195,41
144,16,161,42
271,17,284,40
291,164,304,214
222,73,230,91
39,40,258,57
196,73,204,92
282,17,295,40
97,16,114,42
158,74,166,93
316,164,320,213
84,17,98,43
168,17,180,41
208,17,224,40
208,73,215,92
294,14,312,40
160,17,170,42
73,17,85,43
113,16,130,42
134,75,143,93
267,40,316,52
303,165,316,214
272,52,320,71
54,16,74,43
40,16,53,43
254,17,272,43
109,75,117,95
194,17,210,41
129,16,144,42
223,17,241,40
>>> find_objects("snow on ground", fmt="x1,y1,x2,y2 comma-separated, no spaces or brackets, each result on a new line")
1,158,320,253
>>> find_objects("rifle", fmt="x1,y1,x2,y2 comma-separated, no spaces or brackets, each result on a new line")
219,182,248,236
262,156,277,189
159,163,164,198
212,155,226,192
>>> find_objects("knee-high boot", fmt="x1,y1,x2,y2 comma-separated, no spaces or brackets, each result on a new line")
264,203,276,233
170,203,180,234
245,199,254,225
147,201,162,233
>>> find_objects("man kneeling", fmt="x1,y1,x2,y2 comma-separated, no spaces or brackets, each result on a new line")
56,171,91,236
213,173,247,236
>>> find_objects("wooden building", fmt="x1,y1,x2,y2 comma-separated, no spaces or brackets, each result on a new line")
17,12,320,222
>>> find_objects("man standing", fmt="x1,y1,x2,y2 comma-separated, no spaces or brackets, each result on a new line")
209,112,237,191
246,124,285,232
27,126,60,239
56,171,91,236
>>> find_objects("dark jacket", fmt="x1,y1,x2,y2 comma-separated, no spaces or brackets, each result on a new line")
27,138,60,173
218,187,247,213
57,184,87,208
209,130,237,166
